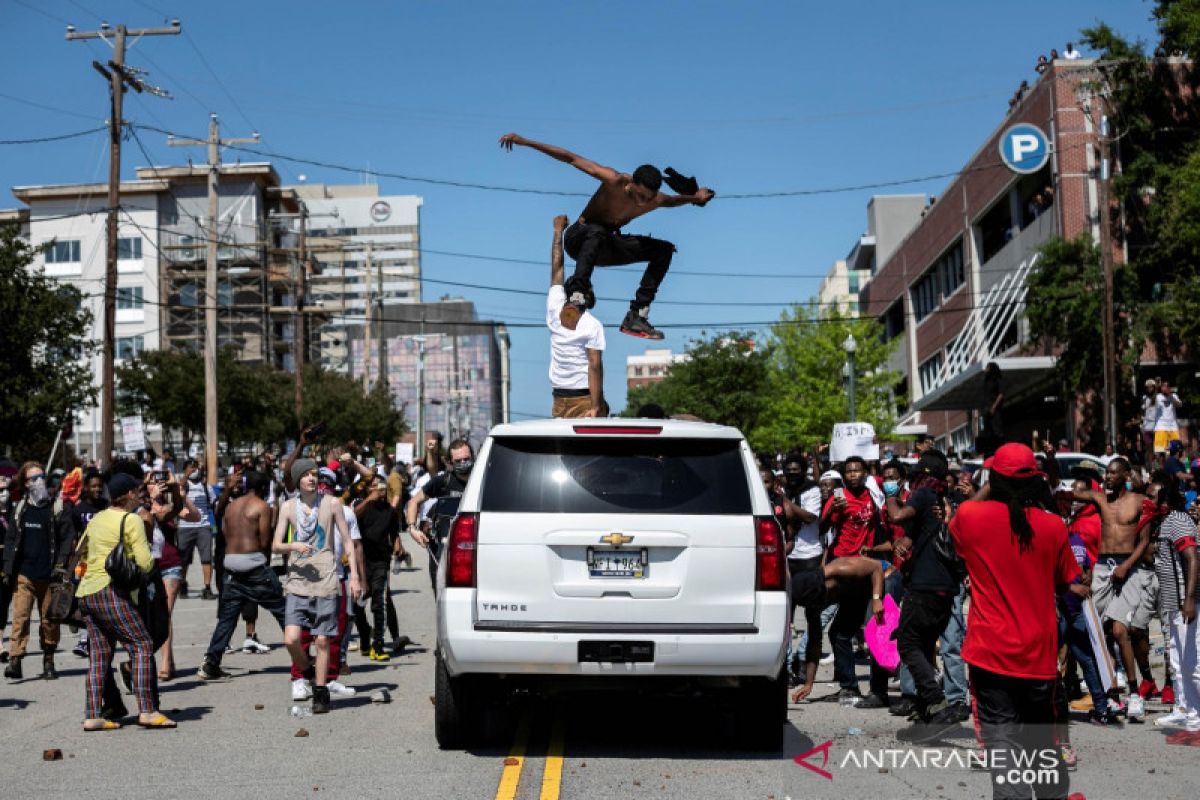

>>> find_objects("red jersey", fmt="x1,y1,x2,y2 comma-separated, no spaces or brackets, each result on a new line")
823,486,881,559
949,499,1080,680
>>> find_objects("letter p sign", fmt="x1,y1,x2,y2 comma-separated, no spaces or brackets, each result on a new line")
1000,124,1049,174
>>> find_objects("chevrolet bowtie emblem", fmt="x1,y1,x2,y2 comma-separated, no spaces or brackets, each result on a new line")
599,533,634,547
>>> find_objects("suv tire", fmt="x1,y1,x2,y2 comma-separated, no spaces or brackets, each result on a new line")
734,672,786,751
434,650,482,749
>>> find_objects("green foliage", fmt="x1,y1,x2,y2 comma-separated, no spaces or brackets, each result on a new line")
621,308,899,453
117,347,407,454
0,224,96,459
752,306,898,451
622,330,770,433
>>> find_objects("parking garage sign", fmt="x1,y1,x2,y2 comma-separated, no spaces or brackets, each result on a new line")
999,123,1050,174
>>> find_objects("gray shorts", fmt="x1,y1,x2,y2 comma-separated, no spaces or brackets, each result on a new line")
284,593,340,637
177,524,213,565
1092,560,1158,631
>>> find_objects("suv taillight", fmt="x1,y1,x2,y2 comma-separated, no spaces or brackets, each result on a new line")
445,513,478,588
754,515,787,591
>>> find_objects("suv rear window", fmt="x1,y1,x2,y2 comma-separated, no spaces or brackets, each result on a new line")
480,436,752,515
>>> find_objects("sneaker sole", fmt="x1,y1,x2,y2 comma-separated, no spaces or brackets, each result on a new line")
619,326,664,340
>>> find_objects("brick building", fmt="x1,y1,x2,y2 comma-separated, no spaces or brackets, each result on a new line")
859,57,1128,453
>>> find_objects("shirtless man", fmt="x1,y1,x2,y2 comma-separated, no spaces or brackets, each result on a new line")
1074,456,1157,721
198,470,286,681
789,557,886,703
499,132,714,339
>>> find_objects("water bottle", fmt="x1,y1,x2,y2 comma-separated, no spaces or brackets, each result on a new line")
289,705,312,717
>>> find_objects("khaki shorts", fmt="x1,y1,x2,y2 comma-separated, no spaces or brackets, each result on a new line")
1092,560,1158,631
552,393,606,418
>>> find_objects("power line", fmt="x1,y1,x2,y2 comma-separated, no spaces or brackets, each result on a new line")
0,91,103,122
0,127,109,145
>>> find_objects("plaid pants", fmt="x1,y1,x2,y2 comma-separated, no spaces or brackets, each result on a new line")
79,586,157,718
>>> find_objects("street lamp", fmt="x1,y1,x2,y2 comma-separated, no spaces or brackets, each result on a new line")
843,333,858,421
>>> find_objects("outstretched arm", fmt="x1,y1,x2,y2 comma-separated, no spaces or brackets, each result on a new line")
658,187,715,208
499,133,619,182
586,348,604,417
550,214,568,286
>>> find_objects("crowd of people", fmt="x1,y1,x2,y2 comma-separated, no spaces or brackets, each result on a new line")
0,427,471,724
764,433,1198,798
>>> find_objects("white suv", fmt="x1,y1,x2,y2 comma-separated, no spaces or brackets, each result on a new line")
434,418,790,749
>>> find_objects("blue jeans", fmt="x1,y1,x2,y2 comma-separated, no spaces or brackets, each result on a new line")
898,582,967,704
1060,604,1107,715
203,565,287,666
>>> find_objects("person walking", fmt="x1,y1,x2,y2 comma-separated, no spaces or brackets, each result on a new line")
75,472,175,730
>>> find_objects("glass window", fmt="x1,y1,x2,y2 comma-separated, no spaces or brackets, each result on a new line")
910,241,964,322
480,436,752,515
848,271,861,294
918,354,944,395
45,240,81,263
180,284,198,307
117,237,142,260
116,336,144,360
116,287,144,309
218,280,232,307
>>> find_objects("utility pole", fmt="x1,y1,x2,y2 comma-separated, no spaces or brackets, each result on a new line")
375,243,386,393
1098,110,1119,445
67,18,181,465
416,316,427,458
362,243,373,391
168,114,259,481
296,208,308,426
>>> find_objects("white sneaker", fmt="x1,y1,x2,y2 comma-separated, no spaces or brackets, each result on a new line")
819,653,835,666
1185,714,1200,733
1126,693,1145,722
1155,709,1190,727
242,636,271,654
291,678,312,701
327,680,356,697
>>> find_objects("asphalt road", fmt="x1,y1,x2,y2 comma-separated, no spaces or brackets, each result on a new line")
2,557,1198,800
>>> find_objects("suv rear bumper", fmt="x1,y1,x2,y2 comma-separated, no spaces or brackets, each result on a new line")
438,588,789,678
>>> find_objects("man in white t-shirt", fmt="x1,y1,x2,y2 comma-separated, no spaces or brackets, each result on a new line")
1155,380,1184,455
546,214,606,418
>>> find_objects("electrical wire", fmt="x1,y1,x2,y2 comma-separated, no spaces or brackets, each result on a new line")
0,127,108,145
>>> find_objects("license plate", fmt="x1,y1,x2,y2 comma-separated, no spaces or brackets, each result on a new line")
587,547,648,578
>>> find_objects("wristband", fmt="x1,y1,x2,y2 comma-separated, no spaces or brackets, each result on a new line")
872,594,882,600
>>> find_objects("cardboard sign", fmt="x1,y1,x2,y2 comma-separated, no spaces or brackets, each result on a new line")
120,415,147,453
396,442,414,466
1082,596,1116,692
830,422,879,463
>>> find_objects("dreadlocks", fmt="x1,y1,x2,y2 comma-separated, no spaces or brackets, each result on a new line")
987,472,1049,552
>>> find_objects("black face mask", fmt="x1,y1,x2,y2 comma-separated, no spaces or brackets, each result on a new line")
452,459,473,476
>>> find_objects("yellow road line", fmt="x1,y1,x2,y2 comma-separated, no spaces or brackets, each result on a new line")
539,716,566,800
495,714,531,800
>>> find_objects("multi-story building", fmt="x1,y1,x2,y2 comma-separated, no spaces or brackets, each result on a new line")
342,297,509,449
290,184,422,375
626,347,689,391
858,58,1124,453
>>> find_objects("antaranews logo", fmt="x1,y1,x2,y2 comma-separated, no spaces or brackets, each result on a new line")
793,741,1064,788
793,740,834,780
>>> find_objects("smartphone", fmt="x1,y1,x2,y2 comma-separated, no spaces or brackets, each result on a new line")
834,487,845,500
152,470,169,482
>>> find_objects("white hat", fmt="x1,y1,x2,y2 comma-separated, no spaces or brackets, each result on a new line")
820,470,843,482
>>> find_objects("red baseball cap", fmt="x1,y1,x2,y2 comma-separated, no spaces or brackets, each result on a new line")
989,443,1041,478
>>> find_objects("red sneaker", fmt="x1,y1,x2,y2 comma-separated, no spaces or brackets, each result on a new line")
1161,686,1176,705
1137,679,1160,698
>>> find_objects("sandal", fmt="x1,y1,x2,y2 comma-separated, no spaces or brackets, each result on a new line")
84,719,122,731
137,713,177,729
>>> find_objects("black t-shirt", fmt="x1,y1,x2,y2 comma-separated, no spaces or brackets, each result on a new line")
72,498,108,537
18,503,54,581
357,500,399,564
906,486,958,593
423,471,468,500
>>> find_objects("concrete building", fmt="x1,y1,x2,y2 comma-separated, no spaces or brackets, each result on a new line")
626,347,688,391
342,297,509,448
857,58,1120,453
819,197,926,317
816,260,859,313
289,184,423,375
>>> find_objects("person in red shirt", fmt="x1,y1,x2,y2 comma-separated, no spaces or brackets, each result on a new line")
821,456,890,707
1067,477,1102,563
950,443,1084,800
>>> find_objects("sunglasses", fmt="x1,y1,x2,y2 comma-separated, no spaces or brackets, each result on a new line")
26,474,45,483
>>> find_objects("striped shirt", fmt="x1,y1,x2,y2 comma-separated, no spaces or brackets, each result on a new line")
1156,511,1198,612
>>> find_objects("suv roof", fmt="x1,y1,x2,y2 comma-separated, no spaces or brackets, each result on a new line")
487,418,745,440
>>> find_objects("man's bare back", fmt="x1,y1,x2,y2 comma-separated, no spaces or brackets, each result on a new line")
224,493,271,556
579,176,668,229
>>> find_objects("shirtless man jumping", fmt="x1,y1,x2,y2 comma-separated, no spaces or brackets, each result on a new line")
499,133,714,340
1074,456,1157,721
198,470,286,681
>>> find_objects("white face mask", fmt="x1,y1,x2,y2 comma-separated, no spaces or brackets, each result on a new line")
27,480,49,506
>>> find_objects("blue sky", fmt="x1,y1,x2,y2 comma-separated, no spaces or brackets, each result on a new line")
3,0,1159,425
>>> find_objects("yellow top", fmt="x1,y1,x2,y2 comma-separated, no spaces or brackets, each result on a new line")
75,507,154,598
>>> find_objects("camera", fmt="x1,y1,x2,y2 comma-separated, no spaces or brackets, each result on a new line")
152,470,169,482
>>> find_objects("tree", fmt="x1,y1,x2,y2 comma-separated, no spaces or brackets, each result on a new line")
299,365,407,446
622,330,771,433
0,224,97,459
751,305,899,452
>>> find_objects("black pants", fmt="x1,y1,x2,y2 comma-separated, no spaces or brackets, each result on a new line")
563,221,674,308
896,589,953,716
971,665,1069,800
203,566,287,666
830,591,890,698
366,560,399,649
